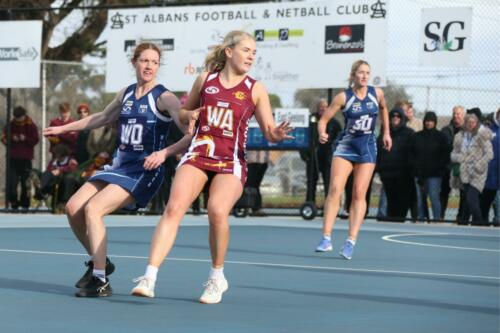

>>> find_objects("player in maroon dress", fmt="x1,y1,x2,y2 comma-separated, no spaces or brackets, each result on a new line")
132,30,292,303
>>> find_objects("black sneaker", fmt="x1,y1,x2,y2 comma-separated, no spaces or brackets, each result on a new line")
75,276,112,297
75,257,115,288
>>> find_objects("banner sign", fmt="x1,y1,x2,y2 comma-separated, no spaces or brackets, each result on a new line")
0,21,42,88
247,108,310,150
105,0,388,92
420,7,472,67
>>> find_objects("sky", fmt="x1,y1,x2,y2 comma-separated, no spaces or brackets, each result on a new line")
49,0,499,115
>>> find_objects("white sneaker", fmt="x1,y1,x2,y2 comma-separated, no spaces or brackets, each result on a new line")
199,278,229,304
131,276,155,298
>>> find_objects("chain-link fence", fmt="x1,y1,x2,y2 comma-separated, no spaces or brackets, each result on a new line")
0,0,498,222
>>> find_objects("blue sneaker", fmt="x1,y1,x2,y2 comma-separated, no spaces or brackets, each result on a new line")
315,237,333,252
339,239,355,259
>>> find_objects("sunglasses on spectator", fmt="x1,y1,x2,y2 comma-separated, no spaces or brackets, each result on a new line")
391,114,401,118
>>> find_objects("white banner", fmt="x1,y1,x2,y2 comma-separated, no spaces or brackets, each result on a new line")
420,7,472,67
105,0,388,93
249,108,309,128
0,21,42,88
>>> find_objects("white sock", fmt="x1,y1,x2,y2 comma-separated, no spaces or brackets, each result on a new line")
347,238,356,245
323,234,331,241
144,265,158,282
209,266,225,281
92,269,106,282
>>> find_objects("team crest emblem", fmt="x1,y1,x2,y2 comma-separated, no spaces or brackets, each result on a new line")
139,105,148,113
205,86,219,94
233,91,247,101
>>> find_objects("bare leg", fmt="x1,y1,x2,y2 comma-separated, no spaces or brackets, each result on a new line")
84,184,134,270
65,181,106,254
322,157,354,235
148,165,208,267
347,163,376,240
206,174,243,268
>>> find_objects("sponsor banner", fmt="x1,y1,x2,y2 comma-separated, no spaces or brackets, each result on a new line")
105,0,388,92
0,21,42,88
247,108,309,150
249,108,309,128
420,7,472,67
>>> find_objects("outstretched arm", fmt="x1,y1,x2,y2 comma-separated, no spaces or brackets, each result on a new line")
43,89,125,137
252,81,293,143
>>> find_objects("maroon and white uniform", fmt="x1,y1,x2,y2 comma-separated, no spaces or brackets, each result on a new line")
178,72,257,184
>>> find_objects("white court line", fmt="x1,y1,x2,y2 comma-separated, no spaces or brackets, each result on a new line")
0,247,498,281
382,233,500,253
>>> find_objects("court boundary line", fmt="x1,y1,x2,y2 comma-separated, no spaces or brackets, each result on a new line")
0,247,498,281
382,233,500,252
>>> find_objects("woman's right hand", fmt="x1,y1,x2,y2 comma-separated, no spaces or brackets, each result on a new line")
318,132,329,144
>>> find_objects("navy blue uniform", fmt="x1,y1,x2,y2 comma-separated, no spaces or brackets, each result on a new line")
90,84,172,209
333,86,379,163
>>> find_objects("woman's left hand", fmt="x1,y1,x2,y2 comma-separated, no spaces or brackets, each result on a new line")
143,150,168,170
271,121,294,142
383,132,392,151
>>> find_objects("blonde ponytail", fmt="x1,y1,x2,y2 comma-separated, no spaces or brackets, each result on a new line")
204,30,255,72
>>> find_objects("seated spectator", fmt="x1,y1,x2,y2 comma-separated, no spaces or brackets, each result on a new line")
79,151,112,181
47,103,78,157
37,144,79,210
451,112,493,225
376,107,415,221
409,111,448,221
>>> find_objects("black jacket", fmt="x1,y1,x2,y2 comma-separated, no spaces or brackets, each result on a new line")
376,125,414,179
408,128,449,178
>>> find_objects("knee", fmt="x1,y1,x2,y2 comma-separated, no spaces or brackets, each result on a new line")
164,200,186,220
83,201,103,222
351,190,365,202
65,197,83,218
327,183,343,199
207,206,229,227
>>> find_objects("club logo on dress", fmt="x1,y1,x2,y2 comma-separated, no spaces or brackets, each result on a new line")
202,125,210,132
205,86,219,94
139,105,148,113
233,91,247,101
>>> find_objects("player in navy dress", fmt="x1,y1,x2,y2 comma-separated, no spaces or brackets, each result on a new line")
43,43,191,297
315,60,392,259
131,31,292,303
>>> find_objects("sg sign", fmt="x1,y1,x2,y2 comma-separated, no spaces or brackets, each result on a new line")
423,21,466,52
419,7,472,66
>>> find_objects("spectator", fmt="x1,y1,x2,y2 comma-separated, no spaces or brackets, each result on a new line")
37,144,79,209
246,150,270,216
396,100,422,132
440,105,466,220
479,109,499,225
47,103,78,156
376,107,415,221
78,151,112,182
451,112,493,225
74,103,92,163
409,111,448,221
1,106,39,209
301,98,342,202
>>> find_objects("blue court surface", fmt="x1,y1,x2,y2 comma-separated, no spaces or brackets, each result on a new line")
0,213,498,333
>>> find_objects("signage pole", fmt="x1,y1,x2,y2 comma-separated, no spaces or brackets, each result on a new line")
5,88,11,209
